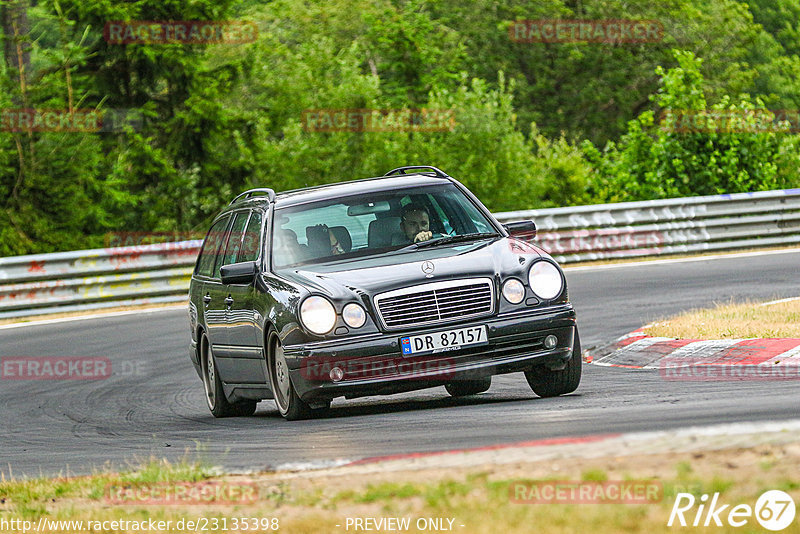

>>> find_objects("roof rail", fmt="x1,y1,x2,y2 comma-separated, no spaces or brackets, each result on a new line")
384,166,450,178
230,188,276,205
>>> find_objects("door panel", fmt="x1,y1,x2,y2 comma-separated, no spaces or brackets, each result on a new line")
197,216,232,356
212,211,252,381
226,210,267,384
204,279,228,355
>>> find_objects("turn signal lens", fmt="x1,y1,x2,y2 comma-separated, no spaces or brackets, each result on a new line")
342,303,367,328
502,279,525,304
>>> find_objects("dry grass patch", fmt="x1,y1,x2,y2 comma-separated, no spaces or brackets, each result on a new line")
2,445,800,533
645,298,800,339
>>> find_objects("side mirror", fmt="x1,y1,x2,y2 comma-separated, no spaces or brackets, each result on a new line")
502,220,537,239
220,261,257,285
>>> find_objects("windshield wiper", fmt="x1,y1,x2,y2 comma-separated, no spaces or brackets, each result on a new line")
396,232,500,252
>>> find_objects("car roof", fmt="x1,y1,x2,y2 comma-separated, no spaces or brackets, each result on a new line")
224,174,452,212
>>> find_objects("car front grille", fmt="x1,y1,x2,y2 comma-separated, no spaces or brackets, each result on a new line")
374,278,494,329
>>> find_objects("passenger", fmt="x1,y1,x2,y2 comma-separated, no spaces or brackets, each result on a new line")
306,224,347,256
328,228,345,255
275,228,305,264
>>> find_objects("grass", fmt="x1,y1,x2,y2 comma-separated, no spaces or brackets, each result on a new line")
644,298,800,339
1,445,800,533
0,458,214,515
581,469,609,482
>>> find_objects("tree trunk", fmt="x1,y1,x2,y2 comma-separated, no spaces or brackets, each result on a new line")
1,0,32,78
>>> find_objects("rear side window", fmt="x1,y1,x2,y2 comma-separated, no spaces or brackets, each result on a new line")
215,211,250,274
239,211,263,263
196,216,230,278
278,204,374,249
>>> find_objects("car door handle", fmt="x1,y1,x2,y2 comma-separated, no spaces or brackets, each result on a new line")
203,294,212,304
224,296,234,306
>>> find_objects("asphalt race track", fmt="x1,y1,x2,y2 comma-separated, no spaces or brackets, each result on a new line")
1,250,799,478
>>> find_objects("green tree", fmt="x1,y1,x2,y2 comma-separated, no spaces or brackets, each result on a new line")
583,50,800,202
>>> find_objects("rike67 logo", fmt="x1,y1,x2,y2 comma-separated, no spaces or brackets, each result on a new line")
668,490,796,531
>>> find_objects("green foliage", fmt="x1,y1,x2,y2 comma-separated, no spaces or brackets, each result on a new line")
583,50,800,202
0,1,109,255
2,0,800,254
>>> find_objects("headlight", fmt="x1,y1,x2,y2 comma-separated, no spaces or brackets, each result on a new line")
342,303,367,328
300,296,337,335
528,261,563,300
502,279,525,304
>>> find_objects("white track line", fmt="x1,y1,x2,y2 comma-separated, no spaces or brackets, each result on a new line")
564,247,800,272
0,304,186,330
761,296,800,306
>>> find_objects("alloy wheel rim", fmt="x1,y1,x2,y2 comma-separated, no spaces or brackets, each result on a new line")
204,344,216,410
272,338,291,413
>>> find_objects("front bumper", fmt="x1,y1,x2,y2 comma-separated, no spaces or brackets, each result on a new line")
283,304,577,402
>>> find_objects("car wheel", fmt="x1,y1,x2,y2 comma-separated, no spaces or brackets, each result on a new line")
524,330,582,398
201,335,257,417
267,331,328,420
445,377,492,397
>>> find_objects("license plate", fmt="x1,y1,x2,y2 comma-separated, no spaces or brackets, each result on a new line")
400,325,488,356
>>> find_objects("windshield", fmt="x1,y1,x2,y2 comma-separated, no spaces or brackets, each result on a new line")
271,183,498,268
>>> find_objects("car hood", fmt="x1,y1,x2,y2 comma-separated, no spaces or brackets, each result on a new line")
275,237,546,300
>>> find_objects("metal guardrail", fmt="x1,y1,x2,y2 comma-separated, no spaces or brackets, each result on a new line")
494,188,800,263
1,189,799,318
0,242,200,318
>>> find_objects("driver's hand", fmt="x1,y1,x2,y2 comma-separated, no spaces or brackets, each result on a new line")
414,231,433,243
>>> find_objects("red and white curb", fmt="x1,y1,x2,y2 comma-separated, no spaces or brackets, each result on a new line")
587,328,800,370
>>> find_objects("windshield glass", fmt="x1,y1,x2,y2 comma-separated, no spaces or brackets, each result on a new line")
271,183,498,268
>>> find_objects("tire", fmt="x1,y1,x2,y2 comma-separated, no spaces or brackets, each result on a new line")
267,330,329,420
201,335,257,418
524,330,582,398
445,377,492,397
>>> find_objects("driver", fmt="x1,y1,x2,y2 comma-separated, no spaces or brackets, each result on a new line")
398,203,439,244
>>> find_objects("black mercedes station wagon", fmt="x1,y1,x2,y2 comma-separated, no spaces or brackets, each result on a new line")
188,166,581,420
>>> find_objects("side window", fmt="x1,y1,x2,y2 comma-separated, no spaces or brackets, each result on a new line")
428,195,453,235
280,204,372,249
214,212,249,276
238,211,263,262
196,216,231,278
437,192,492,234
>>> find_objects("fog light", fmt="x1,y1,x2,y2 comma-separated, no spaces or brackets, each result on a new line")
330,366,344,382
544,335,557,349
